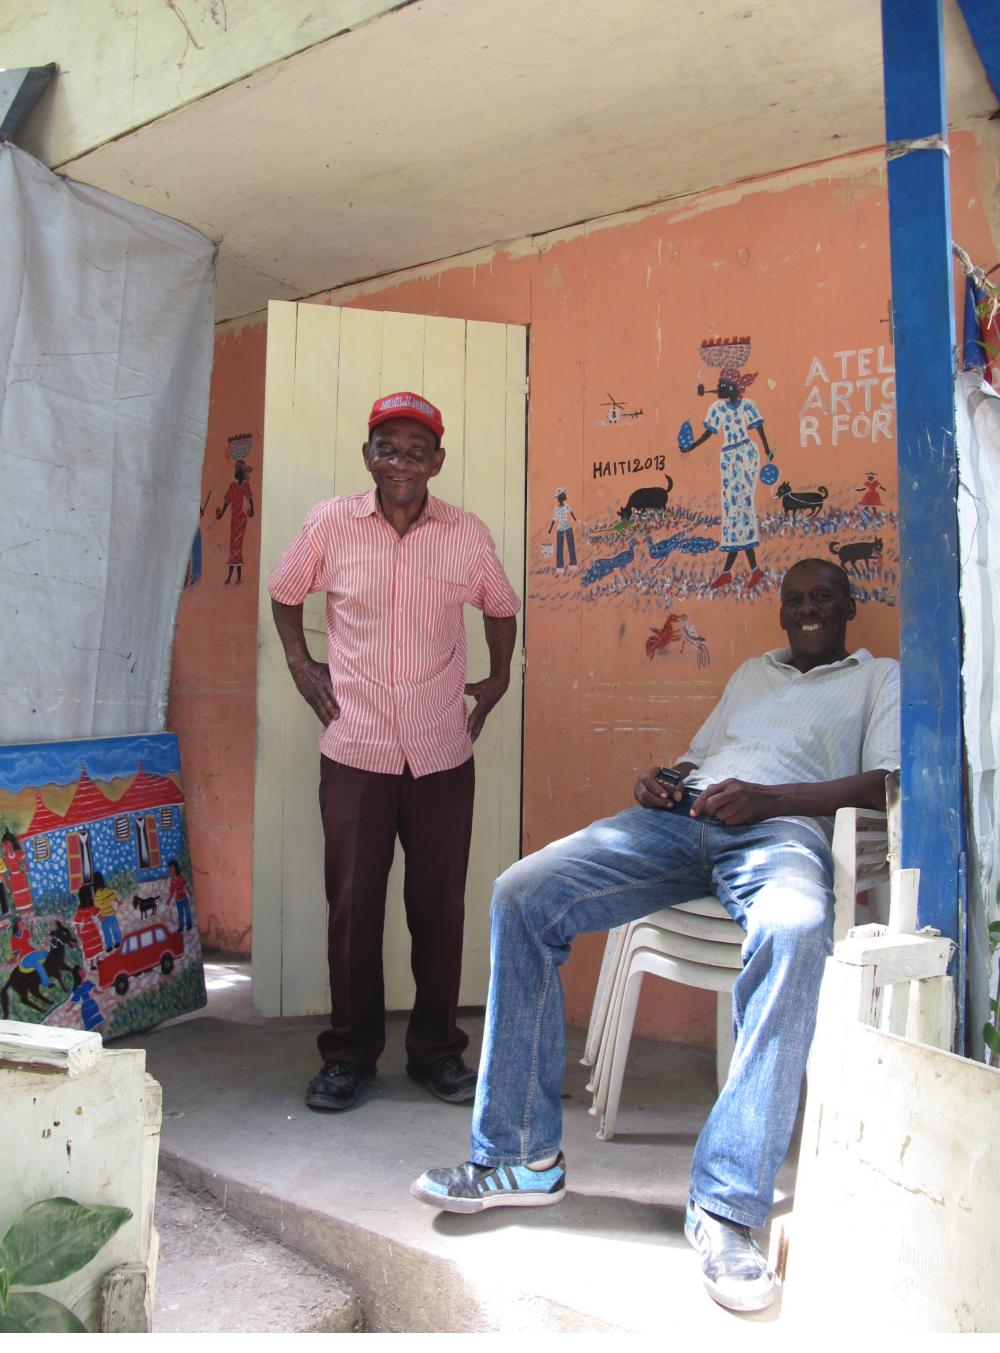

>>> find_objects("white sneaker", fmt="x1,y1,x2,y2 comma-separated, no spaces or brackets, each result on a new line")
684,1198,778,1312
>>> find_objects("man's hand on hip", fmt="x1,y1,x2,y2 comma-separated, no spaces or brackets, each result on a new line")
464,675,509,742
289,656,340,725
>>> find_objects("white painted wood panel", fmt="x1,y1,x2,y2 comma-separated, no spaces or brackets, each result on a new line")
11,0,402,168
254,302,526,1016
0,1037,159,1332
785,1023,1000,1332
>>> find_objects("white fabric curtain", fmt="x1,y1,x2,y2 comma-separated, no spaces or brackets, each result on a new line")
956,371,1000,1059
0,144,215,741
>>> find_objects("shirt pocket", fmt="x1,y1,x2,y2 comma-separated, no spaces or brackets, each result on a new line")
420,568,469,636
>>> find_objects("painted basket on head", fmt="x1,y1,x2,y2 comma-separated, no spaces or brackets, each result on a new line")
699,336,752,369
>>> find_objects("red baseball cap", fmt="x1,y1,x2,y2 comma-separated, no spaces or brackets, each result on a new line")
368,391,444,441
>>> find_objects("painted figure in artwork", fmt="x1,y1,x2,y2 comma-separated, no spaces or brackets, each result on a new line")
92,871,123,951
167,858,193,932
9,915,50,989
216,458,255,585
681,368,774,590
548,489,578,574
71,964,105,1032
1,921,77,1018
1,830,34,915
855,473,886,508
74,885,104,970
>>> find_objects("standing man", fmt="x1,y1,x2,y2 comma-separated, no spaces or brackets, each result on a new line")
411,558,899,1314
269,391,520,1113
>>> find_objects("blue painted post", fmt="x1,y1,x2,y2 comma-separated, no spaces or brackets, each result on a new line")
881,2,967,1006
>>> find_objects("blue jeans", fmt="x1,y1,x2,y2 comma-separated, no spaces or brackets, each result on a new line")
556,528,576,569
470,805,835,1228
100,914,122,948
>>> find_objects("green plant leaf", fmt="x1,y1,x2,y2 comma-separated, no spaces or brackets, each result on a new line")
0,1262,8,1311
0,1311,26,1333
984,1023,1000,1057
988,921,1000,938
6,1290,87,1333
3,1199,131,1287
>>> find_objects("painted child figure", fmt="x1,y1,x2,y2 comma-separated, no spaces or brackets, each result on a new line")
547,489,578,575
167,859,193,932
93,871,123,951
74,886,104,970
681,369,774,590
2,830,35,915
855,472,886,508
71,965,105,1032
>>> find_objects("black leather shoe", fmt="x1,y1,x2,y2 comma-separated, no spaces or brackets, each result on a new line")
305,1059,376,1111
406,1054,477,1104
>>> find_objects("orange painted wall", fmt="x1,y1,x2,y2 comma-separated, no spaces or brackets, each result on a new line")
167,321,267,954
168,130,1000,1043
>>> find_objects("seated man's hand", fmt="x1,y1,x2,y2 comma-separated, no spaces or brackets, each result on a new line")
690,778,782,825
634,767,686,810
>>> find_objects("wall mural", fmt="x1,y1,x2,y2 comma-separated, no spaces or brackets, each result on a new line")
548,488,578,575
599,394,645,426
0,733,206,1038
216,432,256,586
529,331,899,664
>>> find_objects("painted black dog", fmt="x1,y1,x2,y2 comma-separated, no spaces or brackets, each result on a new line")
618,477,674,521
773,482,828,518
131,893,158,918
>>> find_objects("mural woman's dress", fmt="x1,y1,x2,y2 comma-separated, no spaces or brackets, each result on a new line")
704,395,765,551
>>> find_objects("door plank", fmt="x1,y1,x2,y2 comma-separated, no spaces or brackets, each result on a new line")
335,307,384,500
422,315,467,508
380,310,427,396
253,300,299,1015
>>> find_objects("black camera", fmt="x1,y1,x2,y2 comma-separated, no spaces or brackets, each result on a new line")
654,766,683,789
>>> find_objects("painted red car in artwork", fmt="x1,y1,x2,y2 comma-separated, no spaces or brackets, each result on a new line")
97,923,184,996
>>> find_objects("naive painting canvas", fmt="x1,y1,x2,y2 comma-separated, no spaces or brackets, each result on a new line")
0,733,206,1038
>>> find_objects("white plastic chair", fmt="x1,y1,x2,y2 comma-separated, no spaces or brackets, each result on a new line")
582,804,892,1140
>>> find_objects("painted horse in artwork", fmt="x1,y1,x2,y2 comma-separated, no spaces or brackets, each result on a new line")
1,921,78,1019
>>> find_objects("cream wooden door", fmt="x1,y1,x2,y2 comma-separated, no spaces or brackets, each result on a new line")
252,302,526,1017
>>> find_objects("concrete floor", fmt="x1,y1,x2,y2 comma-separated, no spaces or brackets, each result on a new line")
154,1170,362,1333
121,961,798,1334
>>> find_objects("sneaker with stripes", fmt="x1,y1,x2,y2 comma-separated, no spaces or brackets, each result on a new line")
410,1154,567,1213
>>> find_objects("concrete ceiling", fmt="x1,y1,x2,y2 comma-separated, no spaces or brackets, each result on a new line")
56,0,997,323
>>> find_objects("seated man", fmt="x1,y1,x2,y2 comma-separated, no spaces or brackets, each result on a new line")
411,557,900,1314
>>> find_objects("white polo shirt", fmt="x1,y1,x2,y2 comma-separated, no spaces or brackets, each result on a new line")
681,647,900,841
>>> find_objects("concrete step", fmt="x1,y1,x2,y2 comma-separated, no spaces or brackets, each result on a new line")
153,1164,363,1333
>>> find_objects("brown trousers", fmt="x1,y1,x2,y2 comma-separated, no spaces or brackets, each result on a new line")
317,754,475,1069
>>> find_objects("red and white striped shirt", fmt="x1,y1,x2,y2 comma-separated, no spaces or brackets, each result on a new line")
268,489,520,777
